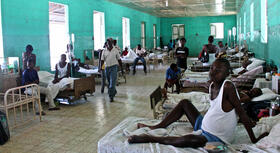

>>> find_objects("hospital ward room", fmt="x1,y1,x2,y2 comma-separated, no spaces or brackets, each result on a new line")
1,0,280,153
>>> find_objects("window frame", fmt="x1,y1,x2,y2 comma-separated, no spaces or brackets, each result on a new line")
122,17,130,49
261,0,268,43
250,2,254,42
210,23,224,39
0,0,4,58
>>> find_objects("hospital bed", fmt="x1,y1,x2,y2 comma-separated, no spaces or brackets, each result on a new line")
154,88,280,120
121,50,151,72
98,115,280,153
38,71,95,103
181,58,266,92
0,84,42,131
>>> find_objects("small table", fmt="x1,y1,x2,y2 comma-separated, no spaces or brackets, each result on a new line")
253,78,272,89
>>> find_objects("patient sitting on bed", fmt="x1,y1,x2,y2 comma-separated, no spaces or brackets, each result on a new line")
53,54,71,84
22,60,60,112
128,58,268,148
164,63,181,94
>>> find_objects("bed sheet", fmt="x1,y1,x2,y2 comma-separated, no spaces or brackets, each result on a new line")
98,115,280,153
38,71,76,99
163,92,210,114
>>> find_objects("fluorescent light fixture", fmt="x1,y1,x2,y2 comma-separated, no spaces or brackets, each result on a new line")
166,0,168,7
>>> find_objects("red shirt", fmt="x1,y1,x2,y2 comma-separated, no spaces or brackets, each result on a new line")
122,50,128,56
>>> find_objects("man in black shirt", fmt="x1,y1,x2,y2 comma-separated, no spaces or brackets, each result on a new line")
175,38,189,69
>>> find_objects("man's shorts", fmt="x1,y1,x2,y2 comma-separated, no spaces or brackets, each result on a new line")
194,115,224,144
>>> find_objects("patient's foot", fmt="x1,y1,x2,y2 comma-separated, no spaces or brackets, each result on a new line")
137,123,156,130
128,135,151,144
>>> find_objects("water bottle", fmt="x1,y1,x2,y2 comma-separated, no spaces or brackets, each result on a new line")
270,97,280,116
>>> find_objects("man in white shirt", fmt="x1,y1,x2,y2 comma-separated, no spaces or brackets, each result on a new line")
133,44,147,75
100,38,123,102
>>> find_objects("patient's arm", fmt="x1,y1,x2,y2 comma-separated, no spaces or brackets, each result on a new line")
239,92,252,103
225,83,269,143
128,134,207,148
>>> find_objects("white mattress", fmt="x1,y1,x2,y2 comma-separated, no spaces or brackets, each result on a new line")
98,115,280,153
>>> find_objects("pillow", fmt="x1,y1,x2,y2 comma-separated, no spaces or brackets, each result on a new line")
38,71,53,79
233,52,244,58
233,67,245,75
237,65,263,79
247,58,265,71
252,88,279,102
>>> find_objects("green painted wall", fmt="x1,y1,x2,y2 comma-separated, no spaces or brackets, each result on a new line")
160,15,236,56
2,0,161,71
237,0,280,67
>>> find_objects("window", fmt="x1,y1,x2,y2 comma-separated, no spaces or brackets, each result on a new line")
210,23,224,39
250,3,254,41
141,22,146,48
172,24,185,40
153,24,156,49
49,2,69,70
122,17,130,49
244,12,246,40
261,0,267,43
94,11,105,50
239,17,242,35
0,0,4,59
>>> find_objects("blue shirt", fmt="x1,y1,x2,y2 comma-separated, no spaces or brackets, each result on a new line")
166,68,181,80
22,69,39,85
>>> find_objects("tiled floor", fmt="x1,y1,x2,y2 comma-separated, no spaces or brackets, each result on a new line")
0,64,168,153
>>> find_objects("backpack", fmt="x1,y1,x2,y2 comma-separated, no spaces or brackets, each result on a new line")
0,111,10,145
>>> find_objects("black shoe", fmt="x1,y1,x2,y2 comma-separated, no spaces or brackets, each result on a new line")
101,89,104,94
133,70,136,75
110,98,114,102
144,70,147,74
36,111,46,116
48,107,60,111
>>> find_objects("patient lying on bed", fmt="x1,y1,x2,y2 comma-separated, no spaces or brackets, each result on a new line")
128,59,268,148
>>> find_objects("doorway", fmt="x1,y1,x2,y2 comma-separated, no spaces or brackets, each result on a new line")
93,11,105,50
49,2,69,70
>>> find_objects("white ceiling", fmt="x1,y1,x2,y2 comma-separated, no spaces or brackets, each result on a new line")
108,0,244,17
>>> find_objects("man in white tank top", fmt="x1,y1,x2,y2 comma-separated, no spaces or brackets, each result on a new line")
53,54,71,84
128,59,269,148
